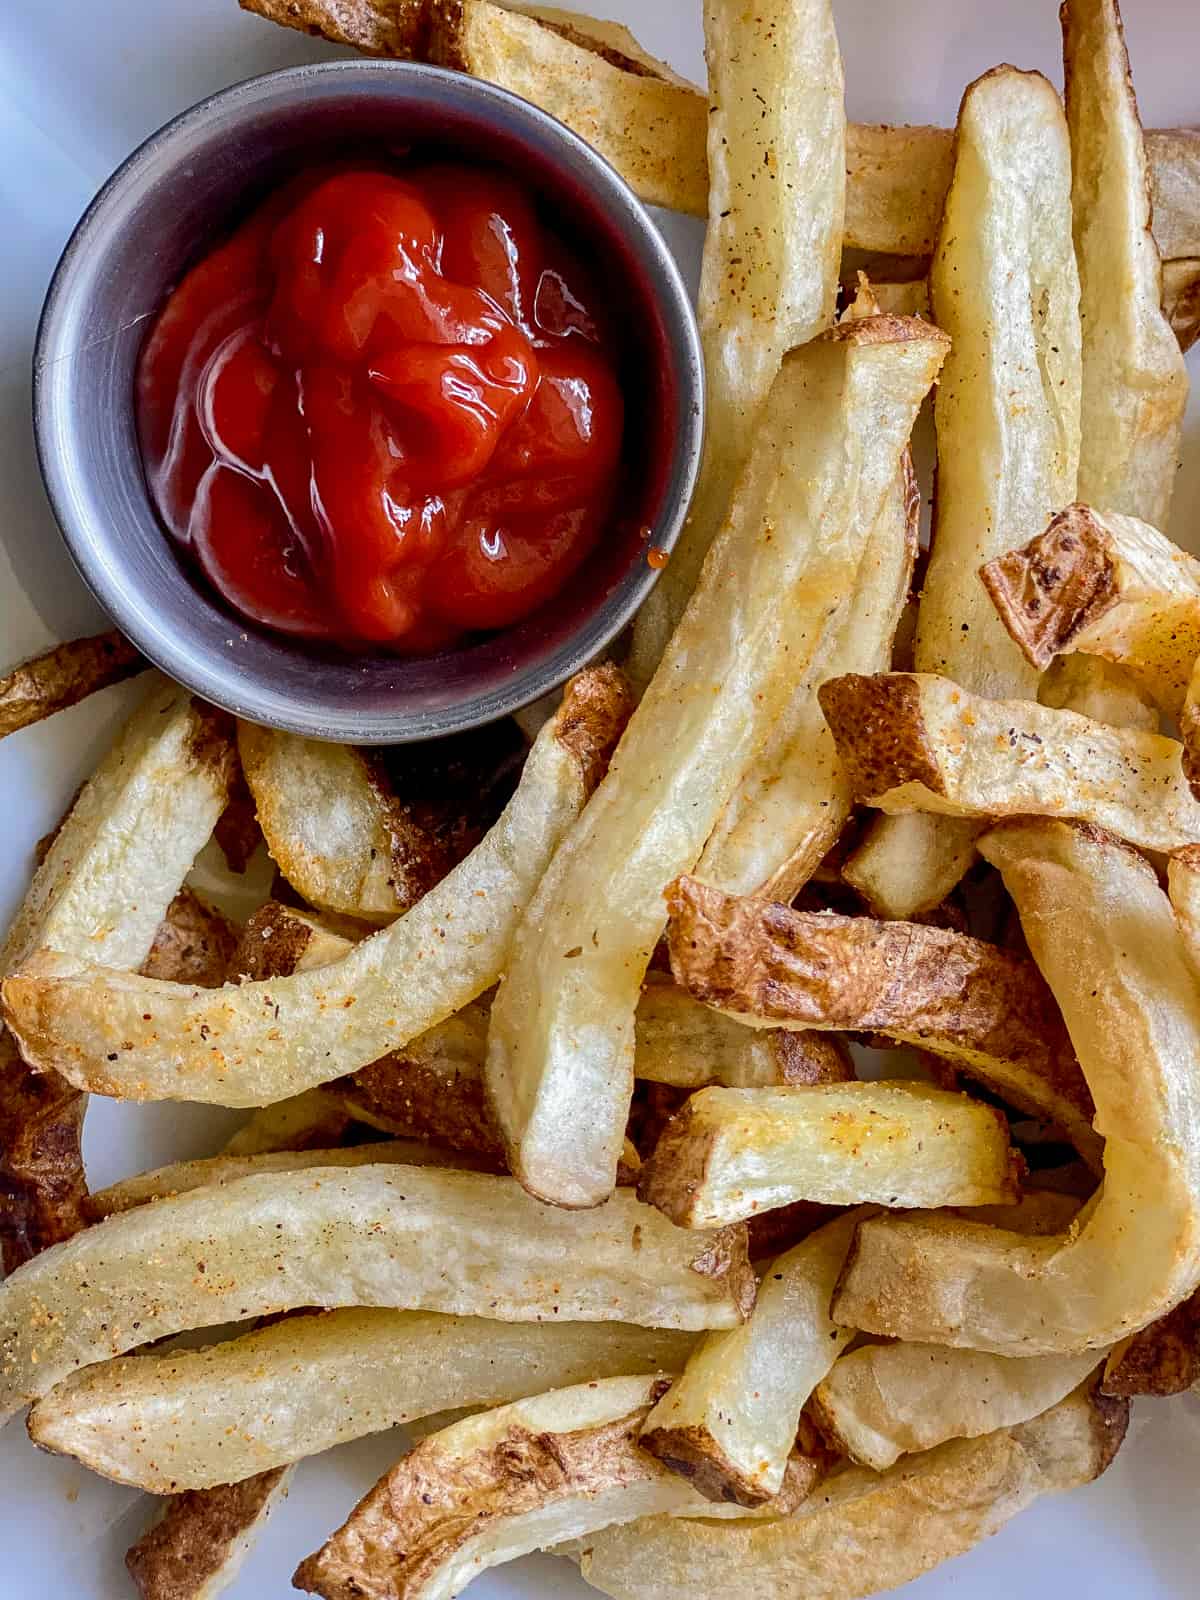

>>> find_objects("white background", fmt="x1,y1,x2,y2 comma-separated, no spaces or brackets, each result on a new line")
1,0,1199,1594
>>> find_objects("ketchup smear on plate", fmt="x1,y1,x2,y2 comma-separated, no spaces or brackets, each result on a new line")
136,164,625,652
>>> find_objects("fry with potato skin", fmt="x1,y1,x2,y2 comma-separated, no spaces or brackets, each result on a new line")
820,670,1200,855
1063,0,1188,531
811,1342,1102,1471
0,1163,753,1418
1100,1288,1200,1396
834,820,1200,1355
293,1376,818,1600
29,1311,698,1491
0,665,630,1106
639,1211,860,1505
124,1466,293,1600
638,1083,1021,1228
0,630,144,742
665,875,1099,1165
486,319,948,1211
981,504,1200,709
140,889,238,989
569,1382,1128,1600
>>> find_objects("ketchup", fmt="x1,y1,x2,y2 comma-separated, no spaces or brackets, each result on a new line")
136,164,625,650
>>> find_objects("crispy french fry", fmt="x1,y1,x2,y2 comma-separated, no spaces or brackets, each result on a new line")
811,1342,1102,1471
820,670,1200,854
640,1212,860,1505
0,1164,753,1417
0,630,145,743
124,1467,293,1600
239,0,1200,269
293,1376,818,1600
841,812,983,920
981,504,1200,710
486,319,947,1210
834,820,1200,1354
665,875,1099,1165
0,666,629,1106
0,1029,86,1274
1037,651,1159,731
567,1382,1126,1600
29,1310,697,1491
627,0,845,681
638,1083,1020,1228
1064,0,1189,530
238,719,524,925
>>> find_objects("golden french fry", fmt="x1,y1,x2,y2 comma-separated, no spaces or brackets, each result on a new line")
1064,0,1189,530
638,1083,1020,1228
811,1342,1102,1470
567,1383,1127,1600
820,670,1200,855
0,1163,753,1418
665,875,1098,1165
834,821,1200,1355
29,1311,697,1491
293,1376,818,1600
0,666,629,1106
981,504,1200,711
0,630,145,743
640,1212,860,1505
486,319,947,1210
628,0,845,679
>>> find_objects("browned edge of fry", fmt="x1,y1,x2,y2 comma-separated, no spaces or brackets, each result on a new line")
238,0,429,55
816,673,946,800
979,504,1118,669
0,1029,86,1274
1102,1288,1200,1396
140,889,239,989
125,1468,290,1600
213,763,261,875
0,631,145,742
555,660,634,795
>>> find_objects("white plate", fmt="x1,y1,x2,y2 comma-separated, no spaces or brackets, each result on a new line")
1,1,1198,1595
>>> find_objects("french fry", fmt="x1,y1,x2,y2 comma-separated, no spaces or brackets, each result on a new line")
486,318,947,1210
221,1090,352,1156
124,1467,293,1600
239,0,1200,270
1168,844,1200,973
238,718,525,924
293,1376,818,1600
0,630,145,742
0,1029,87,1273
834,820,1200,1355
139,888,238,989
637,1083,1020,1228
29,1311,697,1491
1063,0,1189,531
819,670,1200,855
811,1342,1102,1471
0,1164,753,1417
665,875,1099,1165
0,666,630,1106
1037,651,1158,731
639,1211,860,1505
844,68,1081,918
1101,1287,1200,1396
1163,256,1200,352
981,504,1200,711
567,1383,1127,1600
627,0,846,680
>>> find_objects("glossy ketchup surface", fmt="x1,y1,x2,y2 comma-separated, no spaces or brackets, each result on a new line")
136,164,625,651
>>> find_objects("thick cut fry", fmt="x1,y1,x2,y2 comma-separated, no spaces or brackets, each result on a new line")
982,505,1200,709
239,0,1200,267
568,1383,1126,1600
638,1084,1020,1228
811,1343,1101,1471
487,320,948,1210
820,670,1200,854
125,1467,293,1600
0,630,144,742
1037,651,1158,731
841,812,983,920
1064,0,1188,530
0,1164,752,1416
30,1311,696,1491
1,666,629,1106
293,1376,817,1600
640,1212,860,1505
227,900,358,981
834,821,1200,1354
628,0,845,680
695,443,919,899
572,1382,1126,1593
238,719,524,924
1101,1288,1200,1396
83,1140,497,1219
140,889,238,989
665,875,1098,1165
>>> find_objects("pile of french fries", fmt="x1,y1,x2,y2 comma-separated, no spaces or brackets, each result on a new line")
2,0,1200,1595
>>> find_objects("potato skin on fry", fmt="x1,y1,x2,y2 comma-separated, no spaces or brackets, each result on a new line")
125,1467,292,1600
0,630,144,742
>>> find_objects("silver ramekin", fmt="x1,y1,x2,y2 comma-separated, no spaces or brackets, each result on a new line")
33,61,703,742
